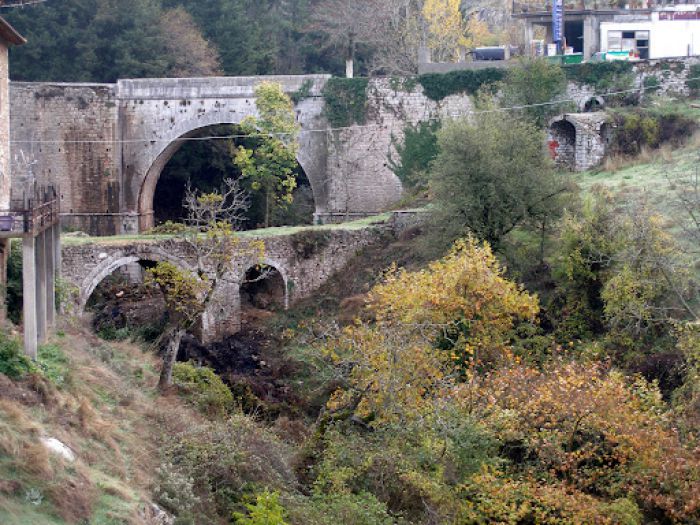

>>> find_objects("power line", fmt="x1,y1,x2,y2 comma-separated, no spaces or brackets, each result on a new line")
9,74,700,145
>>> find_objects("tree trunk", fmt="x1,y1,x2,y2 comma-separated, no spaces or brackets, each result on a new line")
158,327,185,391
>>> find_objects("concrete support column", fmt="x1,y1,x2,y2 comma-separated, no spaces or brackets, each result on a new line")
22,235,37,360
583,16,599,60
45,228,55,327
35,230,47,344
524,21,535,56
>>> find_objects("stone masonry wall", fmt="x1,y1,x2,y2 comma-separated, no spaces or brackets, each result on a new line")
322,78,473,222
10,82,121,234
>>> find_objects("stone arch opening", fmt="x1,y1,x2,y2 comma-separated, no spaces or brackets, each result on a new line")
548,119,577,170
82,257,168,340
584,97,605,113
600,122,613,146
139,123,316,232
239,263,288,324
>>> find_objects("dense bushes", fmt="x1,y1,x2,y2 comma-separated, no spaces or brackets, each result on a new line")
156,415,295,523
564,60,634,90
609,108,698,155
0,332,34,378
388,120,440,189
417,67,505,101
172,361,236,417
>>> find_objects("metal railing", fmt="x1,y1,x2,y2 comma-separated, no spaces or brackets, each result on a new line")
512,0,700,15
0,185,60,237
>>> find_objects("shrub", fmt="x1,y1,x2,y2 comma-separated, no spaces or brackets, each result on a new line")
502,58,568,127
37,343,70,387
172,362,235,417
687,64,700,95
0,332,34,378
233,491,288,525
388,120,440,189
145,220,189,235
286,493,396,525
418,68,505,101
158,415,294,519
322,77,369,127
457,470,628,524
609,108,697,156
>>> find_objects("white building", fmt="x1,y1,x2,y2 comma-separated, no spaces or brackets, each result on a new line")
601,12,700,59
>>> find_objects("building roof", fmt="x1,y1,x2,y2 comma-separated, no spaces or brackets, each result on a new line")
0,15,25,46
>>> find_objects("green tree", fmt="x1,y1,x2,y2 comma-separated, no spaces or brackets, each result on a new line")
388,120,441,190
5,0,220,82
502,58,568,128
233,491,288,525
233,82,300,228
429,113,572,250
146,179,263,389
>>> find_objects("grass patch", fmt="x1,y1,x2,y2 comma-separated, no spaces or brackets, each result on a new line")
62,213,394,246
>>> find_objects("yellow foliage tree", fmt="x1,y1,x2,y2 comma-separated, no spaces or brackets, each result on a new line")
422,1,493,61
422,0,468,62
324,237,539,425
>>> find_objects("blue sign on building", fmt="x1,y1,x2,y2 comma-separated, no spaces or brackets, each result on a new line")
552,0,564,43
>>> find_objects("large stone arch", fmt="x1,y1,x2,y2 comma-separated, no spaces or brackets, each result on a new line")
77,247,191,313
136,121,319,231
117,76,330,233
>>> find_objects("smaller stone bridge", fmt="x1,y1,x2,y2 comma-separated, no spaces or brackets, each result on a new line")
61,226,386,341
547,112,612,172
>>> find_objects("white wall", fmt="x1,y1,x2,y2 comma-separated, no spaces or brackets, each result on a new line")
601,20,700,58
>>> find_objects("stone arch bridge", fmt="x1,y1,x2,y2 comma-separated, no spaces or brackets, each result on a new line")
10,75,472,236
60,226,384,341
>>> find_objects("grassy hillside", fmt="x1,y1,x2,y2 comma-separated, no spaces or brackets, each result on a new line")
0,323,200,524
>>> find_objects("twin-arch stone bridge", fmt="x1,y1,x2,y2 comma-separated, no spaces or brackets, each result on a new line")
60,226,389,341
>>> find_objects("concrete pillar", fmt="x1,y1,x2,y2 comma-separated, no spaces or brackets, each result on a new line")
45,228,55,327
22,235,37,360
583,16,600,60
524,21,535,56
35,230,47,344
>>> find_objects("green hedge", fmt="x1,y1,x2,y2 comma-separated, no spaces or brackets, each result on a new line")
563,61,634,89
322,77,369,127
688,64,700,94
418,68,505,101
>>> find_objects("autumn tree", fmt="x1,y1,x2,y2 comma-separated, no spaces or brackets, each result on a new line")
429,113,572,251
310,0,381,78
422,0,469,62
232,82,300,229
310,0,424,76
159,7,222,77
324,237,539,425
147,179,263,389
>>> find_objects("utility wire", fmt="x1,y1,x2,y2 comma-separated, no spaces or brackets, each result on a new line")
9,74,700,145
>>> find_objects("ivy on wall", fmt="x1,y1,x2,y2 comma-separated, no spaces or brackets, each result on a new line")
322,77,370,127
688,64,700,95
563,61,634,90
418,68,505,101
